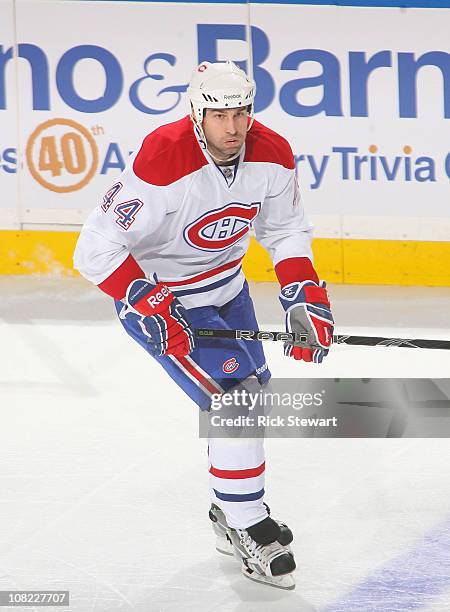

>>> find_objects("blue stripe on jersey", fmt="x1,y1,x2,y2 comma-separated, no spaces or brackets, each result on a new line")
213,488,265,502
171,266,242,297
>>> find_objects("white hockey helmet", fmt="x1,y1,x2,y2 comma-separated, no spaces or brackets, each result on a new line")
187,60,256,126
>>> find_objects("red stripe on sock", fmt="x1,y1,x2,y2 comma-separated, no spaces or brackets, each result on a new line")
209,461,265,479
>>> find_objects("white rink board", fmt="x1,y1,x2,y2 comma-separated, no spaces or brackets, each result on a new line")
0,0,19,228
2,1,450,240
252,4,450,219
13,1,246,223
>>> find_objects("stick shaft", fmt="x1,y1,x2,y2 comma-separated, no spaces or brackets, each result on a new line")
195,328,450,350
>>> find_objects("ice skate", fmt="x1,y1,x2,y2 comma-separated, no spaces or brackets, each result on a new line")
209,503,296,589
209,503,293,555
209,504,235,556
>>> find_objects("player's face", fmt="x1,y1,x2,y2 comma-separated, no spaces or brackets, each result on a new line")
202,108,249,162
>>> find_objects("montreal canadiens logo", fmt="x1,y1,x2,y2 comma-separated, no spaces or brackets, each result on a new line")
223,357,240,374
184,202,260,252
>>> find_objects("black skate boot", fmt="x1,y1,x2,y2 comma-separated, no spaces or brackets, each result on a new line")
209,503,293,554
209,503,296,589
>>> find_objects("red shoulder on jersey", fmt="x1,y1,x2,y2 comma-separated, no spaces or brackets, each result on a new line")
244,119,295,170
133,115,208,186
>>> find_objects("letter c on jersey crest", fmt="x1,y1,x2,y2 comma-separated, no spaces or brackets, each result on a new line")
184,202,261,252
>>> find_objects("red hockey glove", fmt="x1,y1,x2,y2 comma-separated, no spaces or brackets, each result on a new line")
125,278,195,358
279,280,334,363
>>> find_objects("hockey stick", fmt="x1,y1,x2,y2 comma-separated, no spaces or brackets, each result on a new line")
195,328,450,350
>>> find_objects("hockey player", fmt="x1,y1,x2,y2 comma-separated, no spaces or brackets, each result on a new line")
74,60,334,590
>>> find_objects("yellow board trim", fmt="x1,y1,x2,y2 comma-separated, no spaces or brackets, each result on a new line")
1,230,449,286
0,230,79,277
242,236,450,286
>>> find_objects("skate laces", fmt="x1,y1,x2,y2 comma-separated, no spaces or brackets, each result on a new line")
238,530,283,568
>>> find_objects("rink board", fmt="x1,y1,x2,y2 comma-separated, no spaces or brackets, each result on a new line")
1,230,450,286
0,0,449,284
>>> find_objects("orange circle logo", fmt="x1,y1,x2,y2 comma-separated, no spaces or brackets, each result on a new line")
26,118,99,193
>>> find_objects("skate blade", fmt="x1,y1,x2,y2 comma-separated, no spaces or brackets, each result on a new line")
215,545,234,556
241,565,296,590
215,535,234,556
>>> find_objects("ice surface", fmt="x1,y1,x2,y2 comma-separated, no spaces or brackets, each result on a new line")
1,277,450,611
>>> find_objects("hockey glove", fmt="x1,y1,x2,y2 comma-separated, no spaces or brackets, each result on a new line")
125,277,195,357
279,280,334,363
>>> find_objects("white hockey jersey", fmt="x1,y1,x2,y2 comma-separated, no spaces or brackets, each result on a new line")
74,115,314,308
